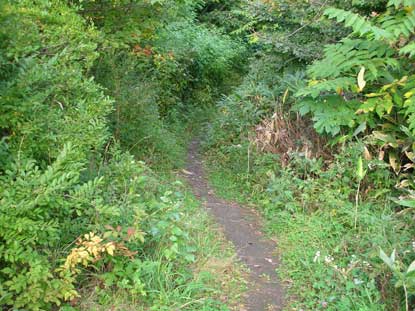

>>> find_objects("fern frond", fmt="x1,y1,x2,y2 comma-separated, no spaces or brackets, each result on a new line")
380,10,415,39
294,95,362,136
387,0,415,8
400,41,415,57
296,77,355,98
405,100,415,134
404,90,415,133
324,8,394,40
231,20,257,35
307,39,397,79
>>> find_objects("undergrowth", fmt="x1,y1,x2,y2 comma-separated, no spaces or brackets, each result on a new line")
205,141,414,310
3,0,415,309
0,0,248,309
203,1,415,309
75,184,247,311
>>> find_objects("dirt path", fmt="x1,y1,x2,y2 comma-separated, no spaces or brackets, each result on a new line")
185,139,284,311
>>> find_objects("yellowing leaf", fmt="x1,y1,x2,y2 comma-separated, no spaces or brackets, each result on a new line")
309,80,320,86
357,66,366,92
106,243,115,256
389,153,401,174
282,88,289,104
378,149,385,161
404,90,414,98
366,93,383,98
363,146,372,160
405,151,415,162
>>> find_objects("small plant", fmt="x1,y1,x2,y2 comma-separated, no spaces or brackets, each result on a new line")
379,248,415,311
295,0,415,173
354,156,367,228
61,231,137,275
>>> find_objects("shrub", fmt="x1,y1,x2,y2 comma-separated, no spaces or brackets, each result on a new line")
0,0,111,164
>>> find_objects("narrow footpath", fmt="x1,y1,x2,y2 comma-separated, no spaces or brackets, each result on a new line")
185,139,284,311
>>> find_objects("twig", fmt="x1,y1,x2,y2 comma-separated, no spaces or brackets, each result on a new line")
404,283,409,311
176,298,207,310
283,0,330,39
354,181,361,229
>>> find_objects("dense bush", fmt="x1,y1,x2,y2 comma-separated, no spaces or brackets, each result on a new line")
4,0,414,309
0,0,111,165
204,0,415,310
293,0,415,209
1,145,144,308
73,0,246,168
0,0,247,309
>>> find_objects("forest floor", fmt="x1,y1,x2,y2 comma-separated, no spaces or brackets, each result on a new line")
184,139,285,311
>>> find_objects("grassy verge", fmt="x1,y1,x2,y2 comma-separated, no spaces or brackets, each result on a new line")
77,184,247,311
205,143,413,311
75,115,248,311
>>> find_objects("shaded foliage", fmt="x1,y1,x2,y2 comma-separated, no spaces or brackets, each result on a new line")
0,0,247,309
204,0,415,310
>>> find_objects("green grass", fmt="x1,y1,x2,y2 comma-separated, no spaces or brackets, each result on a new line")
76,180,248,311
205,148,410,311
209,169,249,203
77,107,249,311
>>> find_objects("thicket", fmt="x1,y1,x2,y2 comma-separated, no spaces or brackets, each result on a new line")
205,0,415,310
83,0,246,168
0,0,246,309
3,0,415,309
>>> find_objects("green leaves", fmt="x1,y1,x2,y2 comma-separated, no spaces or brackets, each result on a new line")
324,8,394,40
407,260,415,273
306,39,397,81
358,96,393,117
295,2,415,176
379,248,396,270
294,95,362,136
297,77,355,98
379,247,415,309
387,0,415,8
0,0,112,163
324,6,415,42
399,41,415,57
356,156,367,181
0,0,248,309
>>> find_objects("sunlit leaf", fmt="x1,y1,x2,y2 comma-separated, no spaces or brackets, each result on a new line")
357,66,366,91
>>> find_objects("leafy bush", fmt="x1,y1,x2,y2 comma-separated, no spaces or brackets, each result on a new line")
0,1,111,164
291,0,415,230
206,138,415,309
0,0,247,309
0,144,137,308
81,0,246,168
294,1,415,152
203,1,415,309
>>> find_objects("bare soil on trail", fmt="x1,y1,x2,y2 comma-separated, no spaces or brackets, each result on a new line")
185,139,284,311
